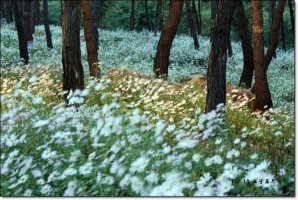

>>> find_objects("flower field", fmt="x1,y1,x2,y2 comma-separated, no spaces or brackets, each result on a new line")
0,22,294,196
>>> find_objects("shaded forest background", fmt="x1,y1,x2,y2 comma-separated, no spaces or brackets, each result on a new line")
40,0,295,49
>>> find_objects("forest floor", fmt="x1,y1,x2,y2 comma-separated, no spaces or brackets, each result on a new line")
0,23,295,196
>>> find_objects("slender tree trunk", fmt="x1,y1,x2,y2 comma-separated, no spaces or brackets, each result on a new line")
11,0,29,64
43,0,53,48
82,0,99,77
251,1,272,111
36,0,40,25
31,0,36,33
227,33,233,57
153,0,184,79
154,0,162,35
62,0,84,99
192,0,200,34
130,0,135,31
197,0,201,34
185,0,199,49
264,0,286,71
205,0,236,113
280,15,286,50
24,0,33,42
236,1,254,88
145,0,152,31
2,0,13,23
288,0,294,40
91,0,101,51
269,0,276,58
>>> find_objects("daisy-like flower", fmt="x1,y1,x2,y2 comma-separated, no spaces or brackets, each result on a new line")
79,162,93,175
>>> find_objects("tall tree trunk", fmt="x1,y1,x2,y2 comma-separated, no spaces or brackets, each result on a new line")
36,0,40,25
288,0,294,40
43,0,53,48
185,0,199,49
130,0,135,31
211,0,217,20
227,33,233,57
251,1,272,111
145,0,152,31
205,0,236,113
24,0,33,42
91,0,101,51
197,0,201,34
82,0,99,77
264,0,286,71
11,0,29,64
280,15,286,50
268,0,276,58
62,0,84,99
236,1,254,89
154,0,162,35
192,0,200,34
153,0,184,79
2,0,13,23
31,0,36,33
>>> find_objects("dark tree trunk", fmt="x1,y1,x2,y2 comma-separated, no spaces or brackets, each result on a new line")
192,0,200,34
288,0,294,40
211,0,217,20
251,1,273,111
62,0,84,99
91,0,102,51
153,0,183,79
11,0,29,64
145,0,152,31
31,0,36,33
264,0,286,71
35,0,40,25
130,0,135,31
185,0,199,49
197,0,201,34
280,15,286,50
43,0,53,48
205,0,236,113
2,0,13,23
154,0,162,34
227,33,233,57
82,0,99,78
236,1,254,88
269,0,276,58
24,0,33,41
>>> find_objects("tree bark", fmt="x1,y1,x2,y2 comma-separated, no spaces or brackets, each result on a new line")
24,0,33,41
82,0,99,77
145,0,152,31
192,0,200,34
268,0,276,58
197,0,201,34
153,0,183,79
211,0,217,20
205,0,236,113
264,0,286,71
11,0,29,64
251,1,273,111
36,0,40,25
130,0,135,31
91,0,102,51
154,0,162,34
288,0,294,40
236,1,254,88
280,14,286,50
185,0,199,49
62,0,84,99
2,0,13,23
227,33,233,57
43,0,53,48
